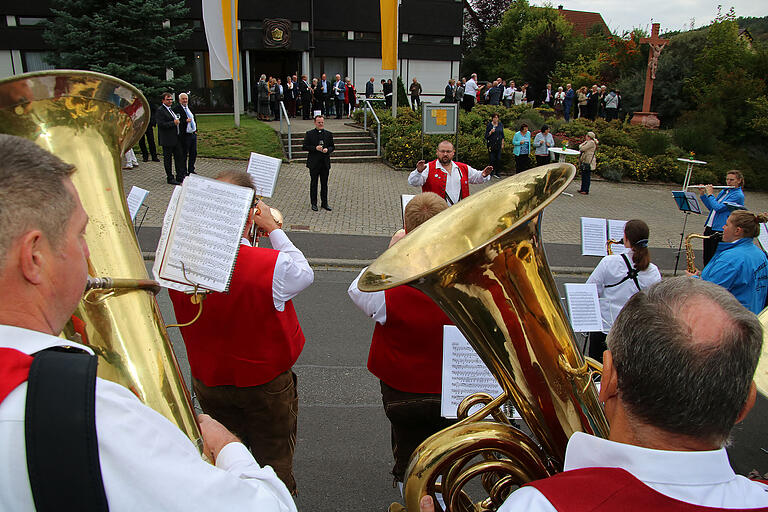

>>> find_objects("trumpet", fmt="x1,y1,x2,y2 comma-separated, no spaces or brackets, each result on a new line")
685,233,711,274
606,239,623,255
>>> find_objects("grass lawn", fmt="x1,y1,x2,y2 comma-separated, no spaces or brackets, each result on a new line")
154,114,283,160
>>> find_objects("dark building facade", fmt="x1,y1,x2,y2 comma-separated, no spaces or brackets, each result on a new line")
1,0,464,110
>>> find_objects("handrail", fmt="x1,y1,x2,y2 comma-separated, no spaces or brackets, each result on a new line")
278,101,291,160
362,99,381,157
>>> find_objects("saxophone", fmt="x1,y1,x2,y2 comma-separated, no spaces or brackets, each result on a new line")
685,233,711,274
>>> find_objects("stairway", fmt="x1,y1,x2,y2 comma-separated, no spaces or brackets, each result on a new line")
281,129,382,163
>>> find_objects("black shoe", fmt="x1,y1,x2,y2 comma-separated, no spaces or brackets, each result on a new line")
167,178,181,185
321,205,332,211
151,157,160,162
311,205,318,211
176,176,185,183
188,170,196,174
142,157,149,162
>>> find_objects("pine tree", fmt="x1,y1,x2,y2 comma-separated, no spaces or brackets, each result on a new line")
43,0,192,102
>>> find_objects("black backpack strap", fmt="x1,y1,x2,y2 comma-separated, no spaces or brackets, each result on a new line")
25,348,109,512
604,254,641,292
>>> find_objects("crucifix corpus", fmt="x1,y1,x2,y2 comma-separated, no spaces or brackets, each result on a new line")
631,23,670,129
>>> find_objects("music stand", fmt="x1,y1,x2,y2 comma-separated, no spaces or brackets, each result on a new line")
672,191,702,275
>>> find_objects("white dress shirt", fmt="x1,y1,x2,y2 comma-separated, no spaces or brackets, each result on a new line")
586,250,661,333
499,432,768,511
182,105,196,133
348,267,387,324
241,228,314,312
408,161,490,205
464,78,478,97
0,325,297,512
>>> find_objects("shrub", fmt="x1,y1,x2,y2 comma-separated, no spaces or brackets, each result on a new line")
637,130,670,156
598,127,639,149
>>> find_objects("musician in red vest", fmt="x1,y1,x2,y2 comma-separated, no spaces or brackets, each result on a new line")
0,135,296,510
408,140,492,205
423,277,768,512
348,192,456,494
169,170,313,496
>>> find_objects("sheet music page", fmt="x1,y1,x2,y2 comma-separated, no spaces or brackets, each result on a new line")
246,151,281,198
607,219,628,255
581,217,607,256
158,175,253,293
401,194,415,224
564,283,603,332
153,186,193,292
441,326,509,419
126,186,149,222
684,192,701,214
758,223,768,252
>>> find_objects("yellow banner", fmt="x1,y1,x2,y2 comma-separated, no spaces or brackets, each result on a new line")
380,0,397,70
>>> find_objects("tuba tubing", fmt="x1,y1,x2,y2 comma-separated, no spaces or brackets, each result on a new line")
360,163,609,510
0,70,202,450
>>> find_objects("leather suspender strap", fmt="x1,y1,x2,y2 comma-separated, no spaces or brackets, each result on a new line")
25,349,109,511
604,254,641,292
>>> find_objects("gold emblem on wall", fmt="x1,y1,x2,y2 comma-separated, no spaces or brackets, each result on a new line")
264,19,291,48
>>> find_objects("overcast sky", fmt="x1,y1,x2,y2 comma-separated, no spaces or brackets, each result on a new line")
529,1,766,34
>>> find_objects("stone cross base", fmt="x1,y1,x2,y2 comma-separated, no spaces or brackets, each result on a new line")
630,112,661,129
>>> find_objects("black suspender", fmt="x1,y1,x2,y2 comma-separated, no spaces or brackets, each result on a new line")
604,254,641,292
25,348,109,511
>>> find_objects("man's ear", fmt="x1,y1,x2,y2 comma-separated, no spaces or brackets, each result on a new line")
18,231,47,285
735,382,757,424
598,350,619,404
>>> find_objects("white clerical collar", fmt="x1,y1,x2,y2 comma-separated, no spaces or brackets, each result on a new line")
564,432,736,486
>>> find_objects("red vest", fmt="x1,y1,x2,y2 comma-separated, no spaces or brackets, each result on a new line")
526,467,768,512
169,245,305,387
421,160,470,203
368,286,452,393
0,347,32,404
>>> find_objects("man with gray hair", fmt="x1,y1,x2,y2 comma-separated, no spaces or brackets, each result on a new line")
422,277,768,511
174,92,197,175
0,134,296,511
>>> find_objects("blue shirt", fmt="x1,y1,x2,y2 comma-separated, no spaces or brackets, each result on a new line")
701,237,768,314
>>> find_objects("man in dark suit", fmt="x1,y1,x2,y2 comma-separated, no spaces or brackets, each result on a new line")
302,115,334,211
174,92,197,175
155,92,185,185
365,77,375,98
299,75,311,120
138,100,159,162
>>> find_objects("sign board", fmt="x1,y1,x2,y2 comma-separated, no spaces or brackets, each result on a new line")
422,103,458,135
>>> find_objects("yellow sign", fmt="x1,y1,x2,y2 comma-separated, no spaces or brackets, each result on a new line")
431,108,448,126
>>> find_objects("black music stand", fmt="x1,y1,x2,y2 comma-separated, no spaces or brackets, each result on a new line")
672,191,701,275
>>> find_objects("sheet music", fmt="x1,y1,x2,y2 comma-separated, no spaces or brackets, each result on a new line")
581,217,607,256
441,326,510,419
564,283,603,332
401,194,415,224
246,152,281,198
158,175,253,293
153,186,192,292
126,186,149,222
758,223,768,252
607,219,628,255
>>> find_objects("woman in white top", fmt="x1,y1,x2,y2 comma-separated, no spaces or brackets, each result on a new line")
586,219,662,361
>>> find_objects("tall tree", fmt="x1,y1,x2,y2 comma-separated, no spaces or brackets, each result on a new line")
43,0,192,102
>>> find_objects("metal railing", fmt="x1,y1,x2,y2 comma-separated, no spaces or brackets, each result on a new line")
278,101,291,160
362,99,381,157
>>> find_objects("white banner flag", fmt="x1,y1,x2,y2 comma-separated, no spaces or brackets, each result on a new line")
202,0,240,80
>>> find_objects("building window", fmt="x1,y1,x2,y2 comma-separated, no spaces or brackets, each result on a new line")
354,31,380,42
407,34,453,45
17,17,47,26
300,21,309,32
22,52,53,72
242,20,263,29
314,30,346,40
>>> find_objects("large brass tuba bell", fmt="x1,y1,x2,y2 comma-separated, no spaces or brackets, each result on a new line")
0,70,202,449
359,164,609,511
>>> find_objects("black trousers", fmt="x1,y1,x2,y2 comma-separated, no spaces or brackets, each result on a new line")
535,155,550,167
335,98,344,119
138,125,157,160
488,146,502,176
161,144,185,180
309,165,329,207
410,96,420,111
380,381,455,482
515,153,530,174
180,132,197,174
302,98,311,119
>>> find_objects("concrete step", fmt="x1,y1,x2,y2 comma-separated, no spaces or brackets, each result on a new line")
289,142,376,151
290,149,380,158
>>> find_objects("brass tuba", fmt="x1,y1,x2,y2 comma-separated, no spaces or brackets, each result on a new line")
0,71,202,449
359,164,609,511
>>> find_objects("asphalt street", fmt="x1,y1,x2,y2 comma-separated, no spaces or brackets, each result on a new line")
154,266,768,512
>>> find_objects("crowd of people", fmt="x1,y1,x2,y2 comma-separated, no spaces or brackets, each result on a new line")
255,73,361,121
444,73,622,122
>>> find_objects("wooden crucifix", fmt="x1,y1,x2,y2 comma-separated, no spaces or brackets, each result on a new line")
631,23,670,129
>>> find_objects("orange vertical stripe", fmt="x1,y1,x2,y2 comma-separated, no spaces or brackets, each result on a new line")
380,0,397,70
